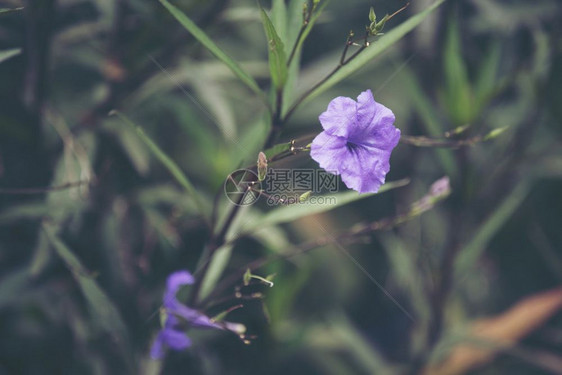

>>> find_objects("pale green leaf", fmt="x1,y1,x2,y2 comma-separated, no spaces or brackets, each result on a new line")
198,244,233,302
0,7,24,14
0,48,21,64
242,178,410,232
260,7,288,90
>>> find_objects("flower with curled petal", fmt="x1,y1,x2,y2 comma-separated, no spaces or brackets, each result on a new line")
310,89,400,193
150,270,245,359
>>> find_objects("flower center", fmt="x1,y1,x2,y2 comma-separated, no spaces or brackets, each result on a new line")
346,141,361,153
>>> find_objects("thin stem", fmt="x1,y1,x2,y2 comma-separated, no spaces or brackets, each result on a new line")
199,178,450,306
190,175,259,305
264,88,285,149
400,134,483,148
287,1,315,67
283,64,342,123
283,34,369,123
387,2,410,22
287,25,306,67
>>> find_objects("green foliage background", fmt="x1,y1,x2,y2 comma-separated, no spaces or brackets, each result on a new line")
0,0,561,374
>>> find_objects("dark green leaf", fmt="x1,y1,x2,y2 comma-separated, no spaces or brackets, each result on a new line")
110,110,208,220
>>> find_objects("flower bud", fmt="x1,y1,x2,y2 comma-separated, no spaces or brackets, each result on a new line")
369,7,376,22
299,191,312,203
257,151,268,181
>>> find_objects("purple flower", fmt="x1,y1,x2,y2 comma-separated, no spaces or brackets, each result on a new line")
311,89,400,193
150,270,237,359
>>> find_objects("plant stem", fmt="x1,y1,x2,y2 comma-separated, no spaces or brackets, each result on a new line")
264,88,285,149
283,34,368,123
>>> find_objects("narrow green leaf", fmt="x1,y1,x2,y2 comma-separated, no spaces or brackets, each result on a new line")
242,178,410,232
475,41,501,111
198,244,233,302
323,313,395,374
43,224,133,369
401,66,457,178
442,19,474,125
0,7,24,15
158,0,263,99
271,0,288,44
454,181,531,282
109,111,208,220
260,7,288,89
300,0,447,104
29,230,52,277
0,202,51,225
0,48,21,64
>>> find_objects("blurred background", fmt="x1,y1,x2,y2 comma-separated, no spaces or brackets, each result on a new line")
1,0,562,374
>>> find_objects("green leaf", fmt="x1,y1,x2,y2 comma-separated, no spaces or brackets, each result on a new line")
475,41,501,111
454,181,532,283
43,224,133,370
0,48,21,64
242,178,410,232
369,7,377,23
29,230,52,277
299,0,447,105
110,111,208,220
309,313,395,374
401,66,457,178
271,0,288,44
260,7,288,90
0,202,51,225
263,140,292,160
158,0,263,99
0,7,24,14
442,19,474,125
104,118,150,176
198,243,233,302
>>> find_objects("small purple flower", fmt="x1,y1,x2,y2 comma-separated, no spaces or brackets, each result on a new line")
311,89,400,193
150,270,233,359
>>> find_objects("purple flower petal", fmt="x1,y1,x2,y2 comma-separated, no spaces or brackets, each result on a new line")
150,332,166,359
163,270,194,309
318,96,357,137
310,132,348,173
151,270,235,359
312,90,400,194
161,328,192,350
150,328,192,359
356,89,377,127
171,304,222,330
